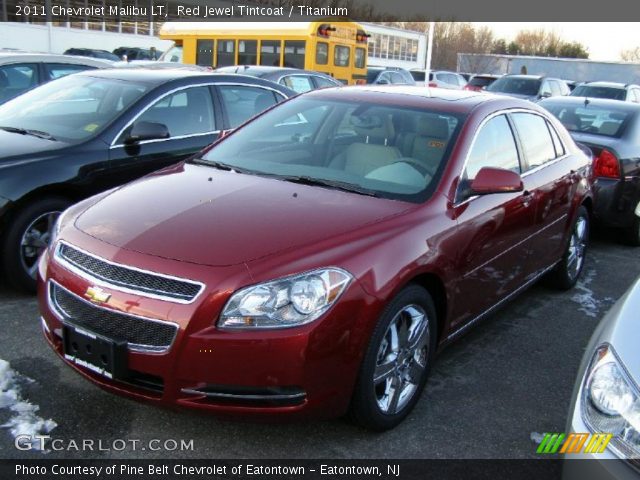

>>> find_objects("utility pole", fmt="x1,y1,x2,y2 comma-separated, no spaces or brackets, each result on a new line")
425,21,435,84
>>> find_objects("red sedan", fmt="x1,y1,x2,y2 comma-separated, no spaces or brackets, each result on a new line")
38,87,593,430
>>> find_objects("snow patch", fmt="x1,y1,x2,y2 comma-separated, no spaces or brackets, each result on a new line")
0,359,57,451
571,269,600,318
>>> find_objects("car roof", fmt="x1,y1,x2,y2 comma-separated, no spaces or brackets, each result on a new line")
303,85,531,112
0,52,112,67
540,96,640,111
581,81,636,89
502,74,544,80
73,68,296,94
216,65,332,78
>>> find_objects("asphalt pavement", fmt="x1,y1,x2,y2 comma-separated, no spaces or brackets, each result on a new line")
1,232,639,460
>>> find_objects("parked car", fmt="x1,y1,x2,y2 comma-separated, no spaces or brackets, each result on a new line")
38,87,592,430
0,69,294,291
464,74,500,92
541,96,640,245
215,66,342,93
63,48,120,62
410,70,467,89
562,276,640,478
113,47,161,61
366,67,415,85
487,74,570,101
571,81,640,103
112,60,208,72
0,53,110,105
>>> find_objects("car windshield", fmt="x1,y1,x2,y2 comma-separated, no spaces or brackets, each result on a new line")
487,77,540,96
571,85,626,101
544,103,632,138
199,96,464,203
0,74,149,143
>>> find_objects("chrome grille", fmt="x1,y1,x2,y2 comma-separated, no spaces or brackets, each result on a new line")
56,242,203,303
50,282,178,351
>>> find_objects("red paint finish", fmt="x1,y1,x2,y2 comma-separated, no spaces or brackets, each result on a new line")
38,88,593,420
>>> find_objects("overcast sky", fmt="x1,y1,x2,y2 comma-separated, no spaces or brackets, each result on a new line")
474,23,640,61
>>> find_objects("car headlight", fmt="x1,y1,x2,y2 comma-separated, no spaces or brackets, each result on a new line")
582,344,640,458
218,268,352,329
49,207,71,251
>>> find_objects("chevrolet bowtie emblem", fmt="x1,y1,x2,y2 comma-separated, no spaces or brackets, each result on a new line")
85,286,111,304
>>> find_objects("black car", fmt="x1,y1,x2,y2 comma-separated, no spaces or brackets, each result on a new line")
541,96,640,245
113,47,161,61
487,74,570,101
0,69,294,290
215,66,342,93
366,67,415,85
64,48,121,62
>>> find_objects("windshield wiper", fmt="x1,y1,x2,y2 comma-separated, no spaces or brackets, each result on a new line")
190,157,258,175
0,126,56,141
278,175,379,197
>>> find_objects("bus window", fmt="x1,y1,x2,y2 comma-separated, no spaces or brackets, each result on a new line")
334,45,350,67
316,42,328,65
217,40,235,67
196,40,214,67
238,40,257,65
260,40,281,66
355,47,366,69
284,41,305,69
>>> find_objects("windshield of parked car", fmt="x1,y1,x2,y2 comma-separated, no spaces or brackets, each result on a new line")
544,103,632,138
199,96,464,203
571,85,626,101
0,74,149,143
487,77,540,96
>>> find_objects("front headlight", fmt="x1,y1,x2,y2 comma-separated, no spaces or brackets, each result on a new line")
582,344,640,458
49,207,72,252
218,268,352,329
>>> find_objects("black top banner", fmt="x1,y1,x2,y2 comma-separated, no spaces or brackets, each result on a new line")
1,0,639,22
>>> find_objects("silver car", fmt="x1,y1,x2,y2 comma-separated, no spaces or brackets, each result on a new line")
563,277,640,478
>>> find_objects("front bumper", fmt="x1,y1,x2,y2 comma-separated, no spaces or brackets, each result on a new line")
38,231,381,420
592,177,640,229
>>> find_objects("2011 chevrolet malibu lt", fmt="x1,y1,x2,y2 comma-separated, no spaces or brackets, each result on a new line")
38,87,593,430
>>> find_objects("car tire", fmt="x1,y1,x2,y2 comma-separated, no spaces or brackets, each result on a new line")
349,284,437,431
1,197,70,292
547,205,589,290
623,216,640,247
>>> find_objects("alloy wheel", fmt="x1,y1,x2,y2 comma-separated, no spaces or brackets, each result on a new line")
374,304,430,415
566,215,587,281
20,211,61,279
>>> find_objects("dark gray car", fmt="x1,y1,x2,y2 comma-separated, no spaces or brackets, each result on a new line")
487,74,570,102
215,66,342,94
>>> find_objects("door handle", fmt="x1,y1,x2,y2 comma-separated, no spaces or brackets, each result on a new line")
521,190,533,207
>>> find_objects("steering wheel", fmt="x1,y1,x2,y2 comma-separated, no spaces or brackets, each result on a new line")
392,158,437,178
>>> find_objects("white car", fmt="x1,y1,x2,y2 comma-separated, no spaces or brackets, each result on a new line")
410,70,467,89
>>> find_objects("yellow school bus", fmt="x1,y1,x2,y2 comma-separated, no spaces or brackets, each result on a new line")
159,22,369,85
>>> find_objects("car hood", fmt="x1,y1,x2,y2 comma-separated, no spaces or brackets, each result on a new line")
0,129,70,164
75,162,412,266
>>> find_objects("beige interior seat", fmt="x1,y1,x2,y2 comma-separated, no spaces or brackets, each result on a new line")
329,113,401,176
408,115,450,172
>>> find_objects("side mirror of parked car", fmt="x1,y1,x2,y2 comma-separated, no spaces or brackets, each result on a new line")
125,121,170,144
471,167,524,195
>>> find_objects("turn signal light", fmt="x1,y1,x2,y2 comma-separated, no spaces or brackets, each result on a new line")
594,149,620,179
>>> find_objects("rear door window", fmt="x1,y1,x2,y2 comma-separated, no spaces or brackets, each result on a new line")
511,113,558,170
281,75,314,93
218,85,281,128
44,63,96,80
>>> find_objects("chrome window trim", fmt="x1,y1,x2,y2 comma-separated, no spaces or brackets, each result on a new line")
47,279,178,354
453,108,569,207
54,240,205,305
180,388,306,401
110,81,287,148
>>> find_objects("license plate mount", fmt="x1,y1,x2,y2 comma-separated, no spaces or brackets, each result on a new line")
62,325,127,380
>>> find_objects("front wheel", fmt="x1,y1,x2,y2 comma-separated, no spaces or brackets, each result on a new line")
1,197,69,292
547,205,589,290
349,285,437,431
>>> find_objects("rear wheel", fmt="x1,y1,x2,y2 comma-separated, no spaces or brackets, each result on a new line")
547,205,589,290
1,197,69,292
350,285,437,431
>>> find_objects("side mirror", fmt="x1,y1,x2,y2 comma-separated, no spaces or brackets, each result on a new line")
471,167,524,195
125,121,169,144
539,91,552,99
